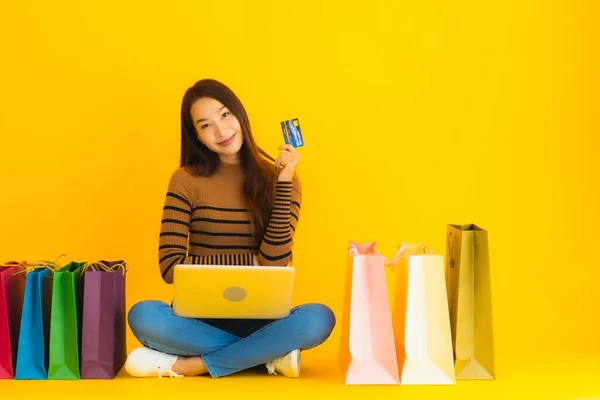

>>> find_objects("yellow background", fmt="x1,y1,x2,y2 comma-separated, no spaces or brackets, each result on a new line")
1,0,599,394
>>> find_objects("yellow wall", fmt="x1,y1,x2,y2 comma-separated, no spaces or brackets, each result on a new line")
1,0,598,377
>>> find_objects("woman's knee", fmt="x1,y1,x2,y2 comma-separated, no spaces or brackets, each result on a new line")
294,303,336,348
128,300,169,339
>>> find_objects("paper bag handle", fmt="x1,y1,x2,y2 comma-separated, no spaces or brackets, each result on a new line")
10,254,68,275
81,261,128,275
348,241,434,271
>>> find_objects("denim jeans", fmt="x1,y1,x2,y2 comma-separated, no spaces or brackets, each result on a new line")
128,300,336,378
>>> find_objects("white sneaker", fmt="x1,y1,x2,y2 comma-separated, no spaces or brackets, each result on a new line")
266,349,301,378
124,347,183,378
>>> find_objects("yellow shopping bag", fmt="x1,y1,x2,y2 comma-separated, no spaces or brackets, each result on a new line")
391,243,455,385
446,224,495,380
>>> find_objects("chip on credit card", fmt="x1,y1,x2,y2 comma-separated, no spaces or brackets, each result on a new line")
280,118,304,148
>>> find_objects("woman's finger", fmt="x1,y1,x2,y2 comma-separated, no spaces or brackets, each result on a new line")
278,144,297,153
280,154,296,166
287,151,300,162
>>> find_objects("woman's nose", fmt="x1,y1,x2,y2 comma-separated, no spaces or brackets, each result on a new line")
213,123,224,137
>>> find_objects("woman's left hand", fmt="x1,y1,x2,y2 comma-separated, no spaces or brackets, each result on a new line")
275,144,300,182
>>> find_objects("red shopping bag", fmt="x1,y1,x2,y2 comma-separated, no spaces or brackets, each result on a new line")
0,261,27,378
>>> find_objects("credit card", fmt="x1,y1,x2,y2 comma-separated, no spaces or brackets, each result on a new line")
280,118,304,148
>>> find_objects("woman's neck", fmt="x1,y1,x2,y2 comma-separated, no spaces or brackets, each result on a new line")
219,154,240,164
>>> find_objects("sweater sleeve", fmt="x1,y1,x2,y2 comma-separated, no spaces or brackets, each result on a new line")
257,176,302,266
158,169,254,284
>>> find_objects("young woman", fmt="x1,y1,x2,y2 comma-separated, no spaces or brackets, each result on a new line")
124,79,335,379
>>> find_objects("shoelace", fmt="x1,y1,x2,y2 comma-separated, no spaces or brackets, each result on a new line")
156,361,182,378
266,361,277,375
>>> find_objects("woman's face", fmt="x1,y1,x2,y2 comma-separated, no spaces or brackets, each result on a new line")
190,97,244,163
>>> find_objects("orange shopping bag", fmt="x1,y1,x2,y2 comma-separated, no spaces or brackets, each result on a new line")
339,242,401,385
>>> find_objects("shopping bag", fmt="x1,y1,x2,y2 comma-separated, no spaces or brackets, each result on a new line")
48,261,86,380
0,262,27,378
15,267,54,380
446,224,495,379
339,242,401,385
81,260,127,379
391,243,455,385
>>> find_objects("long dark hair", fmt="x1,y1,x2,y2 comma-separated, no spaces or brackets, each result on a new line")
180,79,276,239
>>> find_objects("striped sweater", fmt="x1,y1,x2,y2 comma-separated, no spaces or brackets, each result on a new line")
158,162,301,284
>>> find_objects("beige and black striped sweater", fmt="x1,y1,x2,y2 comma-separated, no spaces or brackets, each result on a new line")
158,162,301,284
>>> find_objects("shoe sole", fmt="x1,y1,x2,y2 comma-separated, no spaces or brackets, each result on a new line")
292,349,301,378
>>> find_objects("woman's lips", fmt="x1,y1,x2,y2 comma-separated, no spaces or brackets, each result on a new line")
217,133,236,146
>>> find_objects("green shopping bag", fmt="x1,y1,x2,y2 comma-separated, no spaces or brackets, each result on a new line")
48,261,86,380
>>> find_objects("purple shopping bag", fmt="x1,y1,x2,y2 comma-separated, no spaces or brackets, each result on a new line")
80,260,127,379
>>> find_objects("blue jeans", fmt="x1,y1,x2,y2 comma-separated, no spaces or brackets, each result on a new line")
128,300,336,378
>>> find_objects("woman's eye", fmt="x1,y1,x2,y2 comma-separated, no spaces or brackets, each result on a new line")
201,124,210,130
222,111,230,118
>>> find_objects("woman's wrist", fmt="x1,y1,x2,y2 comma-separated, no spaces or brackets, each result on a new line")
277,174,293,182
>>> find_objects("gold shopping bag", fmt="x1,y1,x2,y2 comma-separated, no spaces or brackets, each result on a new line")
446,224,495,379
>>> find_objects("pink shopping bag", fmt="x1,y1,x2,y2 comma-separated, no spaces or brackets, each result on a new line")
339,242,401,385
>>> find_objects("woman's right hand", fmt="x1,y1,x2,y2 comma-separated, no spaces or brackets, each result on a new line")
275,144,300,181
